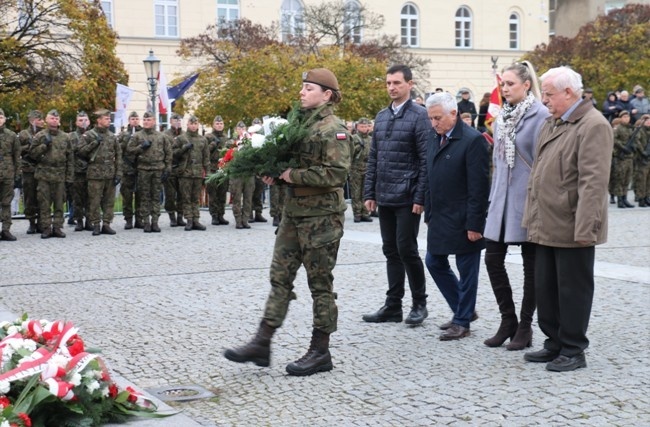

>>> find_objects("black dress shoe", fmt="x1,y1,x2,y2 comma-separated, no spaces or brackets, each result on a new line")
360,216,373,222
546,353,586,372
524,348,560,363
404,305,428,325
440,311,478,330
439,324,470,341
362,305,402,323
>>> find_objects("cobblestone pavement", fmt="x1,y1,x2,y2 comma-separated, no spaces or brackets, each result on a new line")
1,198,648,426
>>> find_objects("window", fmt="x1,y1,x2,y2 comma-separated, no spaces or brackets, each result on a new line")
344,1,362,44
281,0,304,42
509,13,519,49
100,0,114,28
400,3,418,47
218,0,239,26
455,6,472,48
17,0,32,31
155,0,178,37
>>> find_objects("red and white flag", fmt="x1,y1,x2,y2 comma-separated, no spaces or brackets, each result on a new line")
157,65,170,115
485,74,503,134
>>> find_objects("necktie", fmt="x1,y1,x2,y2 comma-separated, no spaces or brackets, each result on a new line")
440,134,447,148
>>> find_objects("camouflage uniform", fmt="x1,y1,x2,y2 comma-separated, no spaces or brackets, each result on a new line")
127,127,172,229
263,105,353,334
269,184,285,224
0,122,20,239
68,127,90,228
163,127,184,223
78,126,121,229
205,130,230,224
174,128,209,226
118,125,142,227
229,172,255,228
251,178,267,222
30,128,74,233
349,131,372,219
633,124,650,205
18,125,43,228
612,123,635,198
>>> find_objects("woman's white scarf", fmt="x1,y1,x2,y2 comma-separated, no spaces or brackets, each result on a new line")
496,93,535,169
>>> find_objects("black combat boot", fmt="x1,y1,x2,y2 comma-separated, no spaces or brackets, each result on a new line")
40,227,52,239
609,194,616,204
0,230,17,241
74,221,84,231
286,329,333,376
254,212,268,222
192,220,206,231
52,227,66,238
617,196,626,208
639,198,648,207
134,218,144,229
84,219,94,231
184,219,193,231
622,195,635,208
169,212,177,227
218,215,229,225
101,223,116,235
272,216,280,227
483,246,518,347
151,221,161,232
176,215,186,227
224,321,276,367
26,219,37,234
211,216,219,225
124,218,133,230
92,224,101,236
143,223,152,233
36,221,43,234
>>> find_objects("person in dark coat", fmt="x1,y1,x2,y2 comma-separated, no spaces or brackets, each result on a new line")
424,92,490,340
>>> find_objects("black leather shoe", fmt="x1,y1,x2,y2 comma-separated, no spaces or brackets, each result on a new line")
439,324,470,341
362,305,402,323
524,348,560,363
440,311,478,330
360,216,373,222
546,353,587,372
404,305,428,325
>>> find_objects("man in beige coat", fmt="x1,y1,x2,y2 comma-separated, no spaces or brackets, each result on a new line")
522,66,613,372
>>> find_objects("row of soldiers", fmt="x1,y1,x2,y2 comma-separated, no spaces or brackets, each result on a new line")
610,111,650,208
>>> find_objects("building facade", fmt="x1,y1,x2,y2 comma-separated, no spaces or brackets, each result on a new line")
549,0,649,38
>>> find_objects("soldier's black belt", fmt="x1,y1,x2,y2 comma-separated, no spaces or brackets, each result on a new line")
287,186,339,197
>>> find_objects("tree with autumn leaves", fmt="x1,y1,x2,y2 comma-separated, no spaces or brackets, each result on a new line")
523,4,650,104
0,0,127,130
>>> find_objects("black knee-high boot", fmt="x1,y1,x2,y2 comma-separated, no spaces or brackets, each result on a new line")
507,243,536,350
484,241,518,347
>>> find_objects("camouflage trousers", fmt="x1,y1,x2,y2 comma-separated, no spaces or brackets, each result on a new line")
263,212,344,334
22,172,39,220
87,179,115,225
163,175,182,214
137,170,163,224
269,184,285,218
612,158,633,196
229,176,254,224
179,177,202,220
37,180,65,228
71,173,89,223
349,169,369,218
634,160,650,198
206,177,228,217
0,179,13,231
252,177,264,214
120,173,141,222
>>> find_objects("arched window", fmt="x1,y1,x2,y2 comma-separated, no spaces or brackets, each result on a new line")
400,3,419,47
344,0,362,44
281,0,304,42
509,13,520,49
455,6,472,48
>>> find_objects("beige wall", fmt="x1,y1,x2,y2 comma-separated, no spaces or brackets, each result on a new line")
552,0,649,39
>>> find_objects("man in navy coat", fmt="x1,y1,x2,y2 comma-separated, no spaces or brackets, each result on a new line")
424,92,490,340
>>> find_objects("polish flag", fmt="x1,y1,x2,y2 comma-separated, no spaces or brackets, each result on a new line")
158,65,170,115
485,74,503,134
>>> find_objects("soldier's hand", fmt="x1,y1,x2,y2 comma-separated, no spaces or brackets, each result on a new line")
621,146,632,154
161,171,170,183
113,176,121,186
184,143,193,151
44,138,51,146
141,140,152,150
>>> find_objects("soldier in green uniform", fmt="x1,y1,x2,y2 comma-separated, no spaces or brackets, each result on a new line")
18,110,44,234
68,112,92,231
612,110,636,208
633,114,650,207
350,117,373,222
250,118,268,224
118,112,143,229
229,121,255,229
78,109,122,235
127,111,172,232
225,68,353,376
174,115,209,230
204,115,230,225
163,113,185,227
0,109,21,241
269,184,285,227
29,110,74,239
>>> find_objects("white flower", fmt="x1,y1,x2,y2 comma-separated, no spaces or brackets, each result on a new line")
0,320,11,329
2,420,11,427
86,380,100,393
6,325,18,335
69,372,82,386
100,385,109,397
0,379,10,394
50,354,70,369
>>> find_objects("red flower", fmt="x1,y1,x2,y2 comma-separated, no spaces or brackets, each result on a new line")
0,395,10,407
67,335,85,356
18,413,32,427
126,386,139,403
108,384,118,398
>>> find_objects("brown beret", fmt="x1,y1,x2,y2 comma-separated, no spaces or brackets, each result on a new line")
302,68,339,91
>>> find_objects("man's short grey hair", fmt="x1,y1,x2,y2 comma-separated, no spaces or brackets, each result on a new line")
425,92,457,113
540,66,583,98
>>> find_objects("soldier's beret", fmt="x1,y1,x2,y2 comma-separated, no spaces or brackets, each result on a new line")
252,117,262,125
619,110,630,118
143,111,154,119
47,109,60,117
129,111,139,118
213,115,223,123
28,110,43,120
170,113,182,120
236,121,246,128
302,68,339,91
94,109,111,118
188,115,199,123
77,111,88,118
357,117,371,124
0,109,4,117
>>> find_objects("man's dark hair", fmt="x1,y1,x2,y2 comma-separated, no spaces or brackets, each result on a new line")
387,64,412,82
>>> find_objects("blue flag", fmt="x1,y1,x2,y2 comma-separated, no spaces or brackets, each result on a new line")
168,73,199,102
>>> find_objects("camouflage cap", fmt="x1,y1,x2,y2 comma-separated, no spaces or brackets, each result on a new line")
170,113,182,120
236,121,246,128
28,110,43,120
143,111,154,119
619,110,630,118
188,115,199,123
302,68,339,91
77,111,88,118
213,115,223,123
93,108,111,118
0,108,4,117
252,117,262,125
129,111,139,118
47,109,60,117
357,117,371,124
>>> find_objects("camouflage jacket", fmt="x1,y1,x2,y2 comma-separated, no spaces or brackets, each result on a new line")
164,128,184,176
0,126,20,180
205,131,230,173
173,130,210,178
127,128,171,173
635,126,650,164
68,128,89,175
118,125,141,175
30,128,74,183
351,132,372,174
613,124,635,160
78,127,122,180
18,126,43,173
284,105,353,217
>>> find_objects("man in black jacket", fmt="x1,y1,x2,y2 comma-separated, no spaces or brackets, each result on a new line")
457,89,477,128
362,64,430,325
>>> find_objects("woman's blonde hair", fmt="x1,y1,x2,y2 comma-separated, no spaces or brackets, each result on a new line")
503,60,541,99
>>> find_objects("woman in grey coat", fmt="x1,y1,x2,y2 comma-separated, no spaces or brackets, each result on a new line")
483,61,549,350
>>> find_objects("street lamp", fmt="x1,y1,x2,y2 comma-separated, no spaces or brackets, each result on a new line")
143,49,161,117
